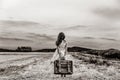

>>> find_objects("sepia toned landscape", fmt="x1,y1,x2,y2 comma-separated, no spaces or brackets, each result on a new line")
1,0,120,80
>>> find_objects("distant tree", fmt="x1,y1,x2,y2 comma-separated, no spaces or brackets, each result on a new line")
16,46,32,52
16,46,21,51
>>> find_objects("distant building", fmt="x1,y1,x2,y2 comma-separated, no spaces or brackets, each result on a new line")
16,46,32,52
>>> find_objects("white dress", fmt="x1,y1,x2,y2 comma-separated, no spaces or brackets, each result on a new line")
51,40,67,62
49,40,74,74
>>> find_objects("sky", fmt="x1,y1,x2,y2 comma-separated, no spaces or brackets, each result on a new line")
0,0,120,50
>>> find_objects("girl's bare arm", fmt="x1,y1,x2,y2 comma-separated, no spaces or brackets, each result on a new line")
65,41,67,56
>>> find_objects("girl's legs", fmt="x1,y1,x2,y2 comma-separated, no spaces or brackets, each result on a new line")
59,60,61,72
64,74,66,77
61,74,66,77
61,74,63,77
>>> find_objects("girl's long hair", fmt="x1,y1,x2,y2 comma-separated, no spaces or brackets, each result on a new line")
56,32,65,46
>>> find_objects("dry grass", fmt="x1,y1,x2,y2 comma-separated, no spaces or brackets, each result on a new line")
0,52,120,80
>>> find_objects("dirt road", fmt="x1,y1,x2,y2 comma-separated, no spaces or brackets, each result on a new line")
0,53,120,80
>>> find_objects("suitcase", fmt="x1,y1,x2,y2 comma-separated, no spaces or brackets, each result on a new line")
54,60,73,74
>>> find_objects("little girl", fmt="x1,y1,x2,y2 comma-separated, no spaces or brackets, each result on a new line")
51,32,67,77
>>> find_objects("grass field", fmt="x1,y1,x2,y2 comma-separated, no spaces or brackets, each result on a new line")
0,52,120,80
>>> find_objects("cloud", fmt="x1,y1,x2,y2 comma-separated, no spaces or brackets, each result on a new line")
0,0,116,25
27,33,55,41
0,0,120,49
68,36,120,50
63,25,87,30
1,31,55,41
0,20,40,27
0,31,56,49
0,20,55,36
0,37,32,42
82,37,95,39
100,37,118,41
94,7,120,20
